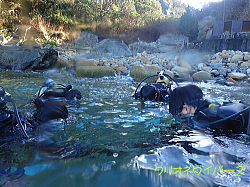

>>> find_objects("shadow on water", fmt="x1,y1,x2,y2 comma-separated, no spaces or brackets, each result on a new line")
0,70,250,187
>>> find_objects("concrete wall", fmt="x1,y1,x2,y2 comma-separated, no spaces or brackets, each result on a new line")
201,39,250,52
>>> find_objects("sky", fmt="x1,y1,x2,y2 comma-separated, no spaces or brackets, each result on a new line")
180,0,223,9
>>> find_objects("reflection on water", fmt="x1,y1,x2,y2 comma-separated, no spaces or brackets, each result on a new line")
0,70,250,187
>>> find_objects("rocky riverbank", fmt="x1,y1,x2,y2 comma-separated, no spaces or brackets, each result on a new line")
0,32,250,87
73,48,250,87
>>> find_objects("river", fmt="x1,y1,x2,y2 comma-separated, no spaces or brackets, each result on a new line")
0,70,249,187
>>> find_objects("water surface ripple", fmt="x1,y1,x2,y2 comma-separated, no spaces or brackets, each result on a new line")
0,70,249,187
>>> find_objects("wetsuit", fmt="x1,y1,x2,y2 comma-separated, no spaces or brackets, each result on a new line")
0,108,17,133
191,100,250,134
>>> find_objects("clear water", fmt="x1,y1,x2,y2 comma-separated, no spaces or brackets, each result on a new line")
0,70,250,187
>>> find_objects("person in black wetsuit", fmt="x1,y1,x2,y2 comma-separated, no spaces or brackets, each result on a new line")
0,80,82,140
169,84,250,134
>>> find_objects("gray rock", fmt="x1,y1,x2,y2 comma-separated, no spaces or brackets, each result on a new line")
211,70,220,77
192,71,212,82
210,63,223,68
130,64,162,82
0,45,58,71
215,78,226,85
129,41,159,55
73,31,99,47
247,78,250,83
224,81,235,86
219,69,228,77
228,65,237,71
171,66,191,74
174,73,193,82
83,39,132,59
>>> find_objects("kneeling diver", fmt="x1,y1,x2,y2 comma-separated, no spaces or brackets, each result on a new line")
169,84,250,135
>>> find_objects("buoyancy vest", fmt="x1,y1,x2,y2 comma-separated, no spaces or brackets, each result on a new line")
192,101,249,134
135,83,170,102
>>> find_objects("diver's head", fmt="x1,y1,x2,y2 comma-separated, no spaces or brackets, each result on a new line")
63,85,82,100
169,84,203,117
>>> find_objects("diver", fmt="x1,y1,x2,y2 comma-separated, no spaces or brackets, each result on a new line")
33,79,82,123
169,84,250,135
37,78,82,100
0,79,82,140
133,70,178,102
0,86,30,139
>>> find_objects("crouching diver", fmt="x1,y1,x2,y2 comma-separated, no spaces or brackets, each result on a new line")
169,84,250,135
133,70,179,102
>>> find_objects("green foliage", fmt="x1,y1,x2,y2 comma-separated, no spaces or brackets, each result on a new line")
1,0,249,44
179,6,198,41
0,0,21,37
30,0,77,26
134,0,165,24
0,0,185,43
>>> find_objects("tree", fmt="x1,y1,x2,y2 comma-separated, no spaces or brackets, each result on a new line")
179,6,198,41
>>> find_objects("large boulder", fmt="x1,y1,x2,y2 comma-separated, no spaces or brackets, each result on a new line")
192,71,213,82
128,41,159,56
130,64,162,83
231,54,243,62
73,31,99,47
157,34,189,52
82,39,132,59
0,45,58,71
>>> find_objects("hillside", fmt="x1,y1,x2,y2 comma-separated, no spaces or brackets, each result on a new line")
0,0,249,45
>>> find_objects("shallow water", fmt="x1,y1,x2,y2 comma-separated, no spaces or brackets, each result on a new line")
0,70,250,187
